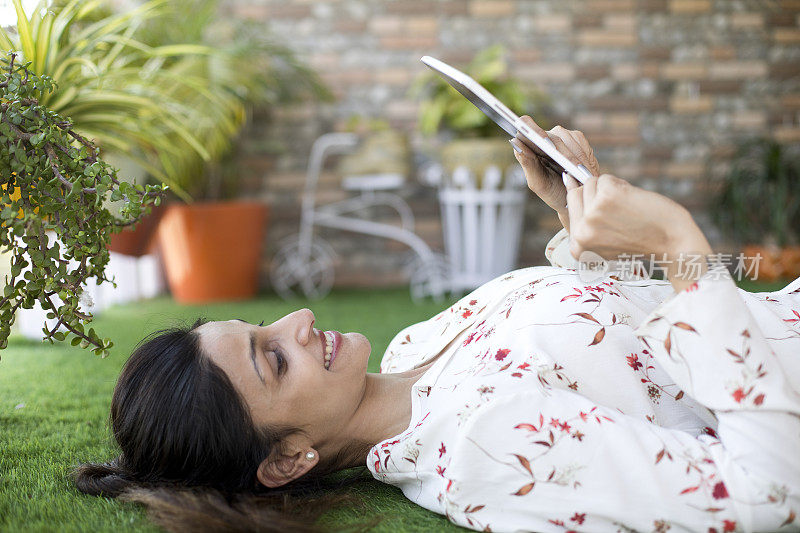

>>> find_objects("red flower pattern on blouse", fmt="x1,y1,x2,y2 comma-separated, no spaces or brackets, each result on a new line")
370,250,800,533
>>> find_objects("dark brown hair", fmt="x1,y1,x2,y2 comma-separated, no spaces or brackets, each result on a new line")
74,319,371,532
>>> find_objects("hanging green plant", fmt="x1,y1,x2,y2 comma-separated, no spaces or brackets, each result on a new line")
0,52,166,356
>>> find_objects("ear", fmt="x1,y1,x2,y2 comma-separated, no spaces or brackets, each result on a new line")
256,449,318,488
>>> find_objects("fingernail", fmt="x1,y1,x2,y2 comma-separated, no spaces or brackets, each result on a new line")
577,164,594,180
562,172,579,190
509,139,522,154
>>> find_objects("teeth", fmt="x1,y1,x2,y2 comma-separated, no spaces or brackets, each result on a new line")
323,331,333,369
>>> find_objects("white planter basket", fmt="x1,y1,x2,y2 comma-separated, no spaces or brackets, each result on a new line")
438,165,527,292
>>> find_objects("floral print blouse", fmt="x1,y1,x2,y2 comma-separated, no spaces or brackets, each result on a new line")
369,230,800,533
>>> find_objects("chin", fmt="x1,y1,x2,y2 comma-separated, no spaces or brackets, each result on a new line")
344,332,371,369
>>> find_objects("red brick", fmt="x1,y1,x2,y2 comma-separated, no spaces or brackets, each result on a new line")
370,15,403,35
730,13,763,28
640,0,668,12
608,112,639,131
710,61,767,79
642,146,674,160
781,94,800,108
385,1,438,15
586,0,636,11
665,161,706,180
533,14,572,32
775,127,800,143
771,62,800,80
576,64,609,80
661,62,707,79
406,16,439,36
266,4,313,18
670,96,713,114
612,63,640,80
320,70,374,86
439,51,477,64
380,35,439,50
604,14,636,30
697,80,742,94
669,0,711,14
588,132,640,146
573,112,605,132
731,111,767,129
334,19,367,33
512,49,543,63
775,29,800,44
439,1,469,15
640,46,671,60
375,68,413,85
469,0,515,17
589,96,668,111
578,29,637,46
233,5,269,19
517,63,576,82
710,46,736,60
573,14,603,29
767,12,798,26
710,145,736,159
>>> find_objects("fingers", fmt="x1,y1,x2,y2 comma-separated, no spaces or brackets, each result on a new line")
582,173,598,207
520,117,593,177
520,115,547,138
510,138,534,160
559,129,599,178
546,133,585,173
547,126,597,180
563,172,583,220
512,138,545,175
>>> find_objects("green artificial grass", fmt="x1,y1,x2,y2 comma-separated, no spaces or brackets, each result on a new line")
0,288,463,533
0,277,793,532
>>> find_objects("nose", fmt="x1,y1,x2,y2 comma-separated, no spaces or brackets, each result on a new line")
293,308,315,344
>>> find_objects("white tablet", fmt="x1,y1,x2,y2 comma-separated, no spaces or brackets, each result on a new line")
420,55,592,184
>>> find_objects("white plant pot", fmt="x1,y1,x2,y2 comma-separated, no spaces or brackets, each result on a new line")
439,165,527,292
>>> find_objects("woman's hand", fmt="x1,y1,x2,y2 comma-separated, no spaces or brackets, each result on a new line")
563,173,714,292
511,116,600,231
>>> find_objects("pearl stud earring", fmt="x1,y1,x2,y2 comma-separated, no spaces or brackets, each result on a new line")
305,451,315,461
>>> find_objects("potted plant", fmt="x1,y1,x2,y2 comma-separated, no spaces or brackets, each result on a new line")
412,46,550,291
413,45,547,177
136,0,330,303
0,0,247,303
3,0,329,303
0,52,165,354
712,138,800,281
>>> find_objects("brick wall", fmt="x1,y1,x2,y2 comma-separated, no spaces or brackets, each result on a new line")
222,0,800,288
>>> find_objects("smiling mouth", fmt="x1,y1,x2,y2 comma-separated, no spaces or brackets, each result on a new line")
321,330,341,370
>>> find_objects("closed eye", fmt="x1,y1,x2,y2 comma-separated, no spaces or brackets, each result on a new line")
271,348,287,376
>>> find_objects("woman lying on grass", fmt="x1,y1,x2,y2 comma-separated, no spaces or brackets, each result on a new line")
75,117,800,533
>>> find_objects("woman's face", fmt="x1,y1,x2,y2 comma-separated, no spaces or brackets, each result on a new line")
195,310,371,444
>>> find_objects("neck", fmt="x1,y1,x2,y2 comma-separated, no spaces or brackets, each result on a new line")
317,370,422,467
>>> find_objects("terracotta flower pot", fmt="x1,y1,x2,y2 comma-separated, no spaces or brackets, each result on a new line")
157,201,269,303
108,204,166,257
779,246,800,279
742,245,784,282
